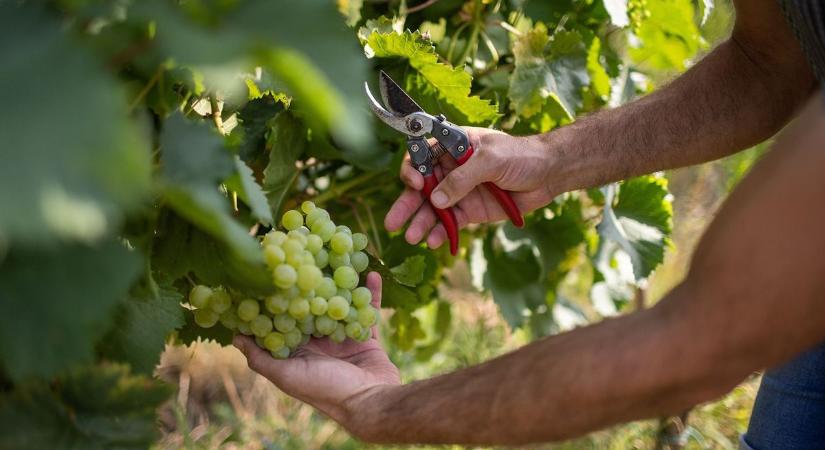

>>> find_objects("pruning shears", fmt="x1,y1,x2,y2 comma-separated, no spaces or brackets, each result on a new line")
365,71,524,256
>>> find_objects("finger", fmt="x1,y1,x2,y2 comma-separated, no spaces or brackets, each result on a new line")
426,206,469,249
430,156,491,209
233,335,293,380
366,272,382,339
385,187,425,232
400,163,424,190
405,203,437,244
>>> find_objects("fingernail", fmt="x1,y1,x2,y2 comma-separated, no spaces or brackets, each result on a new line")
431,191,447,208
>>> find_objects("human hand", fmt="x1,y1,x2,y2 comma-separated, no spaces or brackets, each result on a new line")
233,272,400,428
384,127,555,249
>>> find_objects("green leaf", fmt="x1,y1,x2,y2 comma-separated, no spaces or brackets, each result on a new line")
98,282,185,374
509,24,590,120
597,175,673,281
390,255,427,287
0,4,150,245
368,258,421,310
263,111,307,215
0,364,171,450
226,156,274,225
152,211,273,294
629,0,702,70
0,241,141,380
160,114,262,262
587,37,611,99
365,31,499,125
504,200,587,288
235,94,285,163
482,236,546,329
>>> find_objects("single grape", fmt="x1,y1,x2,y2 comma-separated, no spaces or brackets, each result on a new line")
356,325,371,342
336,288,352,302
237,321,253,335
255,336,265,348
330,322,347,343
314,248,329,269
273,264,297,289
194,309,219,328
209,290,233,314
251,315,274,337
288,297,310,320
298,315,315,334
301,250,315,266
310,296,328,316
345,322,363,340
281,238,303,256
189,285,213,309
328,251,350,270
262,230,287,247
271,346,290,359
283,286,301,299
284,328,302,349
316,277,337,299
273,313,296,333
306,234,323,254
352,233,368,251
301,200,316,214
334,266,359,290
300,333,311,346
287,230,308,246
237,299,260,321
296,264,323,291
336,225,352,235
282,209,304,231
312,331,324,339
327,296,350,320
357,306,378,327
344,306,358,323
315,315,337,335
263,245,286,268
264,331,286,352
351,286,372,308
265,294,289,315
350,251,368,273
311,219,336,242
330,232,353,254
219,308,241,329
305,207,328,228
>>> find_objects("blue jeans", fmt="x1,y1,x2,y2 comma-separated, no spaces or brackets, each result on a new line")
741,341,825,449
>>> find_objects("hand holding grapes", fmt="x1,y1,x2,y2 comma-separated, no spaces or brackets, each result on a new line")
233,272,400,426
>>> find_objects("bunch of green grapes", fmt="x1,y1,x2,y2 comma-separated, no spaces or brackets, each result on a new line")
188,201,379,359
627,0,650,33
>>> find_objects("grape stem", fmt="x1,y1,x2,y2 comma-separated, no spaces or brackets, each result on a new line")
210,96,225,135
312,170,386,207
128,65,164,113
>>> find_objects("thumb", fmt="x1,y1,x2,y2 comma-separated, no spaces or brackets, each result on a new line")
430,156,490,208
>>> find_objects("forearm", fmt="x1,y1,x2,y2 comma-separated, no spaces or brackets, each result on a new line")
351,296,723,445
537,35,815,193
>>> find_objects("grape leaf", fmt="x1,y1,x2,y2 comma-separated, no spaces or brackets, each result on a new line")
597,175,673,281
0,241,141,380
226,156,274,226
152,211,274,294
0,4,150,245
0,364,171,450
131,0,375,153
365,30,499,125
98,282,185,374
390,255,427,287
235,94,285,163
482,236,547,329
509,24,590,120
263,111,307,216
159,114,262,262
629,0,702,70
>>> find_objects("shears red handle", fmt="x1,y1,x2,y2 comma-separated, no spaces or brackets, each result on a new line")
420,144,524,256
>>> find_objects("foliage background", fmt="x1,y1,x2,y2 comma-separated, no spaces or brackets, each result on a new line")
0,0,769,448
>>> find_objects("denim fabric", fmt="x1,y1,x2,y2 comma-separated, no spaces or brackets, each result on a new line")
741,341,825,449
